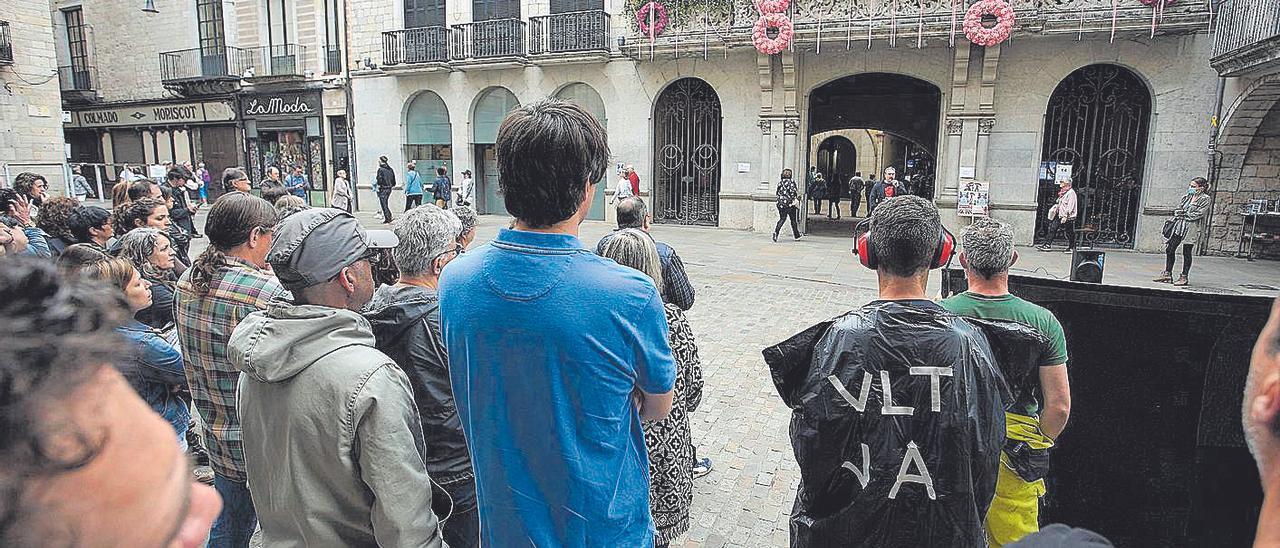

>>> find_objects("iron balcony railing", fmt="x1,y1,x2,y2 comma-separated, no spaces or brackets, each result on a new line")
383,26,450,65
324,44,342,73
451,19,526,60
159,46,252,82
530,10,610,55
58,65,97,91
0,21,12,65
243,44,308,77
1212,0,1280,72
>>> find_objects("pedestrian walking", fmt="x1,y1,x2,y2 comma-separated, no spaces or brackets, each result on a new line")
612,169,635,203
627,164,642,196
1154,176,1212,287
432,166,452,208
196,162,212,204
806,166,823,216
405,161,425,210
376,156,396,223
1037,178,1078,252
773,169,801,242
848,171,865,217
458,170,475,207
439,99,676,547
283,165,308,199
864,174,878,214
71,165,92,202
598,229,704,547
825,172,843,219
331,168,353,212
166,168,200,237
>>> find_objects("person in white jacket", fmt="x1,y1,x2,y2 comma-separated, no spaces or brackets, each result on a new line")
457,170,475,207
612,171,635,204
1038,178,1078,252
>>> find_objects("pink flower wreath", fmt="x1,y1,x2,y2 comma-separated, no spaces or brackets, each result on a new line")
636,2,668,37
754,0,789,14
963,0,1015,47
753,12,794,55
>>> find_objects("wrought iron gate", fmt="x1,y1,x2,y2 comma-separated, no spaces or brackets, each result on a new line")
1037,64,1151,247
653,78,722,226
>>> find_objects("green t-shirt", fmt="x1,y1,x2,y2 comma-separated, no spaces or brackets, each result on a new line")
941,291,1068,416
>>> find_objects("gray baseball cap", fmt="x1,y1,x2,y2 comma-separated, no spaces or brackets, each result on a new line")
268,208,398,290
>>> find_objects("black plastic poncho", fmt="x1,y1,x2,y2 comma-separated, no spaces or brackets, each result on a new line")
764,301,1050,548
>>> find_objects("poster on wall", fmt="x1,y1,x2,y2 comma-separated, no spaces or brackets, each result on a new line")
957,181,990,217
1055,163,1073,183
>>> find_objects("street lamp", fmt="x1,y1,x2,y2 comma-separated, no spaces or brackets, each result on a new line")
143,0,159,13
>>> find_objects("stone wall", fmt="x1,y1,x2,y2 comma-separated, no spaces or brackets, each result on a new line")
0,0,68,193
1209,101,1280,259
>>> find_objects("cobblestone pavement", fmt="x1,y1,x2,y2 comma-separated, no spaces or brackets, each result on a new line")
183,205,1278,548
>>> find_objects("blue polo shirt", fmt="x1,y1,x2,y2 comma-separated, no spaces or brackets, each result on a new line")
439,228,677,547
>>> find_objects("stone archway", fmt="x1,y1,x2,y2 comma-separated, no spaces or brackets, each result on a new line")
1208,75,1280,258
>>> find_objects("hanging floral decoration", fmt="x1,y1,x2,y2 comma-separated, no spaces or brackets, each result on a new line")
636,2,668,37
753,0,789,14
962,0,1015,47
1140,0,1173,37
753,12,794,55
1138,0,1173,6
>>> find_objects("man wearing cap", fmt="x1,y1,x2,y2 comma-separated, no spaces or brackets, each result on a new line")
228,208,445,547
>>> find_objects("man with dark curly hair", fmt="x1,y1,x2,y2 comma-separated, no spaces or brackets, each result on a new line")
0,257,222,547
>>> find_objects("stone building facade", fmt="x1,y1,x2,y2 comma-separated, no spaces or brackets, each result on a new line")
0,0,68,193
346,0,1229,252
51,0,352,204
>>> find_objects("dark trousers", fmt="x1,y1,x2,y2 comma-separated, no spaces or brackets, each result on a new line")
435,476,480,548
1165,234,1193,276
209,474,257,548
378,190,393,222
1045,218,1077,249
827,198,841,219
811,193,823,215
775,204,800,238
405,194,423,211
850,191,863,217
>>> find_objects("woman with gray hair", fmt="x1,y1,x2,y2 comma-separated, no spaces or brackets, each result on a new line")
598,228,704,547
451,205,478,249
117,227,179,329
362,204,479,547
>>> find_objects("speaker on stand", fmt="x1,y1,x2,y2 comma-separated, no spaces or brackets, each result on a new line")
1070,249,1105,283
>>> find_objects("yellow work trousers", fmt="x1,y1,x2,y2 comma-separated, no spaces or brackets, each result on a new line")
986,412,1053,547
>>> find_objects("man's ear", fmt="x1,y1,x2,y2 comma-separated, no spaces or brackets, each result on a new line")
958,251,969,270
1010,250,1019,268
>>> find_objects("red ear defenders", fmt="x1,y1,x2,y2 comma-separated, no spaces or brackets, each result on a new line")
854,225,956,270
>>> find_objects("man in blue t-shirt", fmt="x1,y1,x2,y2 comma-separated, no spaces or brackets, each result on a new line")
439,99,677,547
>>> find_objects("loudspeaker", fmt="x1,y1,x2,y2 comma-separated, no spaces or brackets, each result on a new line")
1070,249,1105,283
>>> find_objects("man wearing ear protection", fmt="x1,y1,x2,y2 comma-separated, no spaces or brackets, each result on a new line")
228,208,446,547
765,196,1049,547
943,216,1072,547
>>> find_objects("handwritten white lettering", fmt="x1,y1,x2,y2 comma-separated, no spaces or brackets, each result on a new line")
888,441,936,500
245,96,316,116
840,443,872,488
908,366,954,412
880,370,914,416
828,373,872,413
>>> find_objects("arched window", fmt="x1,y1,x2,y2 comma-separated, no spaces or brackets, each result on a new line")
404,91,452,175
472,87,520,215
473,87,519,144
555,83,606,127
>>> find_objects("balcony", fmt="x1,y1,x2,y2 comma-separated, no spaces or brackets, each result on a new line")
0,21,12,66
324,44,342,74
242,44,308,79
383,26,450,68
58,65,99,103
1211,0,1280,77
451,19,527,65
159,46,249,95
529,10,611,60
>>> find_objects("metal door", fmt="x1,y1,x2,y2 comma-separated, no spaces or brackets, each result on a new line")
550,0,600,12
198,126,239,200
477,144,508,216
652,78,721,226
472,0,519,20
1037,64,1151,248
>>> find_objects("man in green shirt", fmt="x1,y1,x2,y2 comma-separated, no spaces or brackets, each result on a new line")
942,216,1072,547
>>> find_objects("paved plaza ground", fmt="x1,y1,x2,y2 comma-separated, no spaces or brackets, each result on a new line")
179,205,1280,548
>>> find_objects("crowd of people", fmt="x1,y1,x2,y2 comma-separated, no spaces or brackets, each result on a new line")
1,98,1279,548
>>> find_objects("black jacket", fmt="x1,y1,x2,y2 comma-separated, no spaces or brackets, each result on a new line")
169,184,196,234
136,272,176,329
363,284,474,484
376,164,396,192
764,301,1048,548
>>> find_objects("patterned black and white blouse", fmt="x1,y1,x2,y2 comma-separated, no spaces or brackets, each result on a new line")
776,178,799,208
644,304,705,544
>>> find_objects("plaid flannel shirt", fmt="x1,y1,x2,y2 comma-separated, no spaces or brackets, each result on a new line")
174,256,287,480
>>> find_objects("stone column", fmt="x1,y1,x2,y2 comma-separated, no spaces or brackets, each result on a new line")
758,119,774,190
941,117,963,201
783,118,800,175
976,117,995,180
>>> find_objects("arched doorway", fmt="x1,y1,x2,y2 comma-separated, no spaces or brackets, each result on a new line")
404,91,452,188
555,82,607,220
1037,64,1151,248
652,78,722,226
816,135,857,186
807,73,941,232
473,87,519,216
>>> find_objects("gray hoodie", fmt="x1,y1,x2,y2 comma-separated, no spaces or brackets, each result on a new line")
229,301,445,548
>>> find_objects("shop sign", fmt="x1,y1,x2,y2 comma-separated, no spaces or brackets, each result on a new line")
66,100,237,128
242,92,322,119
